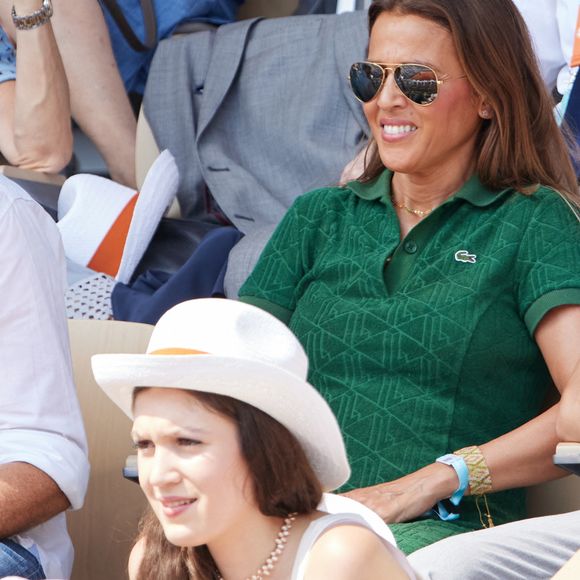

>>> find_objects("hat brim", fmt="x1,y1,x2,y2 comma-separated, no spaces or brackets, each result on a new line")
115,150,178,284
92,352,351,491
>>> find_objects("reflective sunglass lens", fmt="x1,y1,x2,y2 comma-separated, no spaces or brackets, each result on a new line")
349,62,384,103
395,65,438,105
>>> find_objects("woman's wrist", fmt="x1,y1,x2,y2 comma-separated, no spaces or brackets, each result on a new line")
415,462,462,504
12,0,52,31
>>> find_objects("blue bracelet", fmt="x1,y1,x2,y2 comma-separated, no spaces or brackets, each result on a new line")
432,453,469,521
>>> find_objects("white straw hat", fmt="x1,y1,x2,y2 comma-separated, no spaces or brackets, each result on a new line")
57,150,178,284
92,298,351,491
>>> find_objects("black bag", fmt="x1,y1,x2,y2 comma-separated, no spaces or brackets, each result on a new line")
132,217,221,280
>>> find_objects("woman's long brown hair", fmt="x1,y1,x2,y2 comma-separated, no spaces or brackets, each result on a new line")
134,389,323,580
362,0,579,209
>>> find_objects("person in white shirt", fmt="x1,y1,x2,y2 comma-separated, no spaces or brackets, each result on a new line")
0,175,89,579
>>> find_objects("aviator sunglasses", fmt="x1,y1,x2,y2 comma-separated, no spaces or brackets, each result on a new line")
349,61,465,106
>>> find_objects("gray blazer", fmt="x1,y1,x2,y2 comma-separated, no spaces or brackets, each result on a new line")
144,11,369,229
143,11,369,294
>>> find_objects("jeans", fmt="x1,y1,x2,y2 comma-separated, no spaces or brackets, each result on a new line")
0,539,45,579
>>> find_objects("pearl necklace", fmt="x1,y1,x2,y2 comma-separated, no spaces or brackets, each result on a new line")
217,513,297,580
391,194,434,217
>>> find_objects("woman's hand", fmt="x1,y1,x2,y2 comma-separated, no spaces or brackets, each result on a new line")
342,462,459,523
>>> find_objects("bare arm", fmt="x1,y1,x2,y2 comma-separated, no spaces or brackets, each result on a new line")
0,0,72,172
555,354,580,442
0,0,137,185
344,305,580,522
128,536,146,580
49,0,137,187
0,462,70,537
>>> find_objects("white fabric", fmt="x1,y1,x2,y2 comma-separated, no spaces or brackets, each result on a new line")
57,176,137,267
336,0,357,13
408,510,580,580
57,149,179,284
291,494,418,579
116,150,179,283
65,273,115,320
0,175,89,579
513,0,578,93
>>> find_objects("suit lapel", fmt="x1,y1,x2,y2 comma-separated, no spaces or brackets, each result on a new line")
197,17,263,138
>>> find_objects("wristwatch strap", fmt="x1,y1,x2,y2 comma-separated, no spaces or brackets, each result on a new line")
436,453,469,505
12,0,53,31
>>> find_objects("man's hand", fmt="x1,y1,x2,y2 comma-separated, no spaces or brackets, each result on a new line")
0,462,70,537
342,463,458,523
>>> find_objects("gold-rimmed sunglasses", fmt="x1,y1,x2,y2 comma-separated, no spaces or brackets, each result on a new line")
349,61,466,106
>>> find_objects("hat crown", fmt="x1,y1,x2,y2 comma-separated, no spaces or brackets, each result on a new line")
146,299,308,380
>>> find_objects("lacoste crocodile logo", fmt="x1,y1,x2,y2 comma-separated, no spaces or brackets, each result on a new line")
454,250,477,264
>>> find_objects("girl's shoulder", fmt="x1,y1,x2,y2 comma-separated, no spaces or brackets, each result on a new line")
296,514,413,580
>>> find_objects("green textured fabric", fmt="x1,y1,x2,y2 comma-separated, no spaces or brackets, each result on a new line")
239,170,580,551
390,519,478,555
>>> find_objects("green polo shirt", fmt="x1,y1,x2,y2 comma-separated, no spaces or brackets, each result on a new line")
239,170,580,553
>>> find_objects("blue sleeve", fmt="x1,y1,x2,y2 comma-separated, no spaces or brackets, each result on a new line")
0,27,16,84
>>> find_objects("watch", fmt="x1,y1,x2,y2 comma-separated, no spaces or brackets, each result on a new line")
12,0,53,31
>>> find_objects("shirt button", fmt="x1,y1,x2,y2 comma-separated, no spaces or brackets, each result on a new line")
404,240,418,254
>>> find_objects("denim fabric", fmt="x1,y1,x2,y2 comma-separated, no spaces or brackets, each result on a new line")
99,0,243,94
0,27,16,84
0,539,45,579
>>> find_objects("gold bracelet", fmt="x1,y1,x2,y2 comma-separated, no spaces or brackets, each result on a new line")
12,0,53,31
454,445,493,495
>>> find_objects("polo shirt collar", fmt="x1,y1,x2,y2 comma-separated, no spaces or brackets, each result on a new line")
347,169,513,207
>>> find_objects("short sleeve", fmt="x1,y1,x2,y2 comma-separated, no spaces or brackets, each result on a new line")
0,27,16,84
515,192,580,334
239,194,319,320
0,180,89,507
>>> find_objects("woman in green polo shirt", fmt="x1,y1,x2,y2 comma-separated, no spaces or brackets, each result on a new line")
239,0,580,555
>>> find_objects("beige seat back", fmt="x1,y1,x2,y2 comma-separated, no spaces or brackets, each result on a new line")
66,319,153,580
553,549,580,579
527,475,580,518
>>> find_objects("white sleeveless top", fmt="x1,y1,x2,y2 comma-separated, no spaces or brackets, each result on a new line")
290,495,418,579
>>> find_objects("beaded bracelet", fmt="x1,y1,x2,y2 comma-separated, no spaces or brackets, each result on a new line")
453,445,493,495
454,445,495,528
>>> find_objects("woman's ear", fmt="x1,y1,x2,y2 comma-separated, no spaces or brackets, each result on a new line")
477,96,493,120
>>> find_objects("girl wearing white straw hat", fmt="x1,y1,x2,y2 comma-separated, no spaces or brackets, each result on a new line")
92,298,417,580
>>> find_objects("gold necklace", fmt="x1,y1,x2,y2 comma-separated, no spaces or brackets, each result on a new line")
391,193,434,217
217,513,297,580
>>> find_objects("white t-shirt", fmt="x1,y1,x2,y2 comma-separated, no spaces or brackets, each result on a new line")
0,176,89,578
290,494,418,579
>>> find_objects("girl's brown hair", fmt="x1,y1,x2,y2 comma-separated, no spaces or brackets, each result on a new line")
362,0,579,208
133,388,323,580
